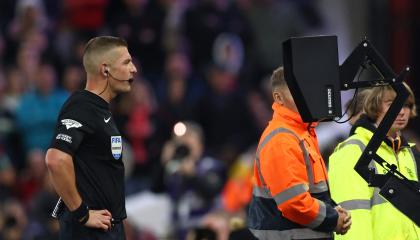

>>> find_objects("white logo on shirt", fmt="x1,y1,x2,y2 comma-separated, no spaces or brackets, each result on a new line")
56,134,72,143
111,136,122,160
104,117,111,123
61,119,82,130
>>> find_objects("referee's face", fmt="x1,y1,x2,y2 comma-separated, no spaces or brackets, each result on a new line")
108,47,137,94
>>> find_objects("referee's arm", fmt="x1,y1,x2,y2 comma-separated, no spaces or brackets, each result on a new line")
46,148,113,230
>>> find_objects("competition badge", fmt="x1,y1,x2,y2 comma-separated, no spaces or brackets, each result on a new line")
111,136,122,160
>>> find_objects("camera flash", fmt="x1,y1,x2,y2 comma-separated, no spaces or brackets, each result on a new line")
173,122,187,136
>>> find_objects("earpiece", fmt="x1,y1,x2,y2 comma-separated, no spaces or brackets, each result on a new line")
104,66,109,77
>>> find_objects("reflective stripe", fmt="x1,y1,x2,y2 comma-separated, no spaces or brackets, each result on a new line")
339,199,371,210
255,127,318,189
338,138,412,206
253,186,271,198
272,183,309,206
251,128,332,239
306,199,326,228
253,184,309,205
339,139,419,180
256,128,296,187
341,139,381,174
250,228,332,240
338,139,366,152
254,127,331,199
371,188,387,206
301,140,315,188
368,159,377,173
297,135,325,193
310,181,329,193
335,137,388,209
338,190,387,211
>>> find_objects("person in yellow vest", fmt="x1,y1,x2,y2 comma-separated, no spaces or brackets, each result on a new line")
328,83,420,240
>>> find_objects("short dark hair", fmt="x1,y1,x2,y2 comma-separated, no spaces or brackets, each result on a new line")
82,36,127,75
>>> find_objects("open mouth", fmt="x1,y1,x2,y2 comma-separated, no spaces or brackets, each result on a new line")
128,79,134,83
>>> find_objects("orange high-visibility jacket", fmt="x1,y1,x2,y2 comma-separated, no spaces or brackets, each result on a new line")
248,103,338,240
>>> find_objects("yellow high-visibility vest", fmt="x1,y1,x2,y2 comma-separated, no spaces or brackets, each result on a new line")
329,126,420,240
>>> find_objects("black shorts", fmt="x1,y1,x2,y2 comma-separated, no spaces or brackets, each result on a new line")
58,210,125,240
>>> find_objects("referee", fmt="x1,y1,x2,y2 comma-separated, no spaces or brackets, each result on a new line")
46,36,137,239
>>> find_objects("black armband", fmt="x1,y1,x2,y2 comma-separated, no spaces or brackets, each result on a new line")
71,201,89,225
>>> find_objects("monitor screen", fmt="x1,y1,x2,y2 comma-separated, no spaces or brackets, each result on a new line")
283,36,342,122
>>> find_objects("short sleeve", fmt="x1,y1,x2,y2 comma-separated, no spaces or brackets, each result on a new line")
49,107,94,156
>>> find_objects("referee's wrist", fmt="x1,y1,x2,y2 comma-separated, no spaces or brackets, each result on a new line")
70,201,89,225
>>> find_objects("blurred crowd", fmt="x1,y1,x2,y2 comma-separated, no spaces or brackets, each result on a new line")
0,0,418,239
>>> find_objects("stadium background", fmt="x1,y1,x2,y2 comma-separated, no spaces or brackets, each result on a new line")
0,0,418,239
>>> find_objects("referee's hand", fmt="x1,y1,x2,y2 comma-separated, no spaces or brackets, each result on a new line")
85,209,112,230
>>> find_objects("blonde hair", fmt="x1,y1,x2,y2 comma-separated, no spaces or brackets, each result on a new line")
271,66,287,93
364,82,417,121
346,88,373,117
82,36,127,75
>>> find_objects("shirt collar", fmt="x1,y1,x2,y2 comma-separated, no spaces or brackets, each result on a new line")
272,102,318,130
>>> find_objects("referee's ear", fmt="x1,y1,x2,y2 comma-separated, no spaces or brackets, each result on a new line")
102,64,109,77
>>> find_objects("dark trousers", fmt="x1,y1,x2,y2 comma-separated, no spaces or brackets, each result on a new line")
59,210,125,240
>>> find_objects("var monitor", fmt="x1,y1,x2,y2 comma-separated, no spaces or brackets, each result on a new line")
283,35,342,122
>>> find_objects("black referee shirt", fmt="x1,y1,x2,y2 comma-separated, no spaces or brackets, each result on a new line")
50,90,126,220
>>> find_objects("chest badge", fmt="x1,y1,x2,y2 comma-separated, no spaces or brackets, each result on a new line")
111,136,123,160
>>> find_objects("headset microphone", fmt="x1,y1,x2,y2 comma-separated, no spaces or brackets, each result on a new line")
100,66,132,95
108,72,128,82
105,67,129,82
